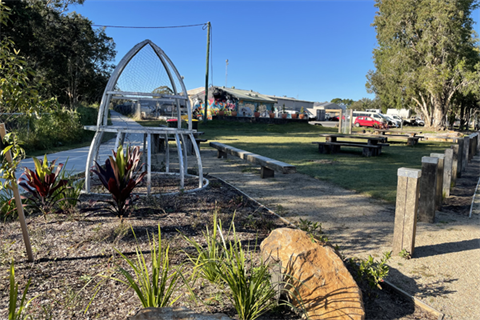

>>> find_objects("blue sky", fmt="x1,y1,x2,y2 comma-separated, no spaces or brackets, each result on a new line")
69,0,480,103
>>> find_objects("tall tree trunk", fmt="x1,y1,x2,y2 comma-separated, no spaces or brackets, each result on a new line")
432,99,447,130
459,101,465,131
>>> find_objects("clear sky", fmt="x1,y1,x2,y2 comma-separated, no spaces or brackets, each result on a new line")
69,0,480,103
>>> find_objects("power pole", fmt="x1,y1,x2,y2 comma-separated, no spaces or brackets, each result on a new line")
203,22,211,123
225,59,229,87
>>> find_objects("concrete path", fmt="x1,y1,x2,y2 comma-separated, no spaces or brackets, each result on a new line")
15,110,145,177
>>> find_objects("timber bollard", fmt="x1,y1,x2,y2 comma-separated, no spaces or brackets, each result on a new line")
418,156,438,223
462,136,470,171
443,149,453,198
392,168,421,256
450,144,459,187
457,139,464,178
430,153,445,210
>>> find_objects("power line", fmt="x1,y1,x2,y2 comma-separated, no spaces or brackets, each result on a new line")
92,23,207,29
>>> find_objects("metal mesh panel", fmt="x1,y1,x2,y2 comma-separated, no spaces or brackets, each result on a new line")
163,57,186,96
114,44,174,95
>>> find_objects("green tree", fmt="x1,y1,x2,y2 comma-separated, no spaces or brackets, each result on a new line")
2,1,115,107
349,98,381,111
367,0,480,129
331,98,354,108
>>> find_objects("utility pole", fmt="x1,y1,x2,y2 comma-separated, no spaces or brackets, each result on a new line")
203,21,211,123
225,59,229,87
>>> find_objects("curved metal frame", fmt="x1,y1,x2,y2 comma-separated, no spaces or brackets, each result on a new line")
84,39,202,194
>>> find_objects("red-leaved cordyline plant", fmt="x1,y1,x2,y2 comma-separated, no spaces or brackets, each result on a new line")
18,155,69,219
91,145,146,219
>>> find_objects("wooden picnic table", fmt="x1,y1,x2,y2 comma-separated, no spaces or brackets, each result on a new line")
358,131,423,145
313,134,389,157
372,129,421,137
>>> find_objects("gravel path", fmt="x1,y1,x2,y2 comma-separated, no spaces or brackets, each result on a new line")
200,148,480,320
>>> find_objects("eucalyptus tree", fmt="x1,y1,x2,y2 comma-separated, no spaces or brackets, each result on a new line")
367,0,480,129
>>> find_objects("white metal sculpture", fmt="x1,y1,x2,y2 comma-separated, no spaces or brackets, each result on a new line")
84,39,206,195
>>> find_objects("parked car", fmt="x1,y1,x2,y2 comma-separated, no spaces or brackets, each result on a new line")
354,116,383,128
391,115,405,126
382,114,401,127
330,115,339,121
405,117,425,126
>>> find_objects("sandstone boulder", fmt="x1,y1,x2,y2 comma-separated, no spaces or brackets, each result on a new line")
260,228,365,320
127,307,233,320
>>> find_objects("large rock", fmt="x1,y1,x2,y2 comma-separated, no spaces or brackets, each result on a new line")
260,228,365,320
127,307,233,320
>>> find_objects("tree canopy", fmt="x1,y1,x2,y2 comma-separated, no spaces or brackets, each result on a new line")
367,0,480,129
1,0,115,107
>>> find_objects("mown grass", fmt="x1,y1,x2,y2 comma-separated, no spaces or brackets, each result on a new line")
141,120,452,203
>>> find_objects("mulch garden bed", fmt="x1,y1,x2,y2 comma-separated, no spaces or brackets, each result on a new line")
0,176,437,319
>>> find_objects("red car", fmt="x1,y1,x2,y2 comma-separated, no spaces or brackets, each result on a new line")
354,116,383,128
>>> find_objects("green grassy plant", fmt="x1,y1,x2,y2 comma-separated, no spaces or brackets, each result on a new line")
181,211,223,284
216,221,275,320
8,260,35,320
112,225,182,308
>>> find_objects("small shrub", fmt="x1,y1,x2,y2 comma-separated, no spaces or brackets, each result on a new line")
346,251,392,298
398,249,411,259
18,155,69,219
91,145,146,218
297,218,328,243
20,108,83,151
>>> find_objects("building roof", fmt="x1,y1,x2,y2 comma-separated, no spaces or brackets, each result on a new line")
313,102,345,110
265,95,314,104
188,86,277,103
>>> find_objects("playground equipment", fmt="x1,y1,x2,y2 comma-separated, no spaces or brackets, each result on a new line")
84,39,206,195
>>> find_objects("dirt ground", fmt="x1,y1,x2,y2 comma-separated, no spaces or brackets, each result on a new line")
200,148,480,320
0,146,478,320
1,173,436,320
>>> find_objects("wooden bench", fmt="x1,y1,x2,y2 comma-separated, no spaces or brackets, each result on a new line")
312,141,388,157
209,142,296,178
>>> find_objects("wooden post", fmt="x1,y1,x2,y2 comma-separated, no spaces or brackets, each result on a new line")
0,124,34,262
418,156,438,223
462,136,470,171
338,109,343,134
430,153,445,210
348,109,353,134
450,144,459,187
392,168,421,256
443,148,453,198
457,138,464,178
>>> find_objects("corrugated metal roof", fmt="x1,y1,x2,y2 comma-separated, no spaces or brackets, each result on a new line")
220,87,277,103
188,86,277,103
266,95,314,104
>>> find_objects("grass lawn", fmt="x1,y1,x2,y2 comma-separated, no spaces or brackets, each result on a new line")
139,119,452,203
